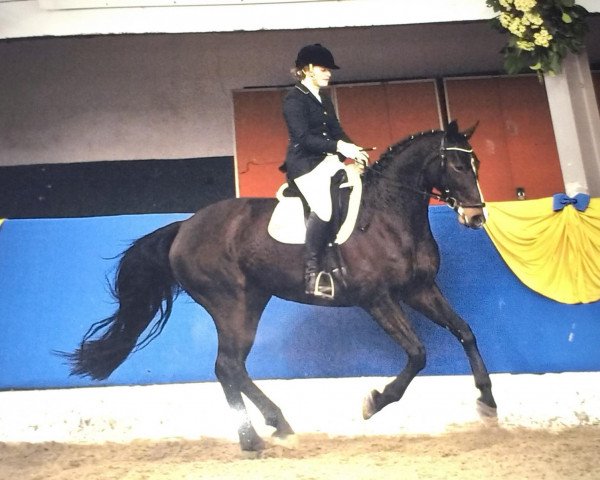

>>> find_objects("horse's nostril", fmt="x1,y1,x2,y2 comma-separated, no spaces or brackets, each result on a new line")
471,215,485,228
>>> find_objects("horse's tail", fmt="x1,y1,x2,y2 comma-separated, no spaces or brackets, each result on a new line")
63,221,182,380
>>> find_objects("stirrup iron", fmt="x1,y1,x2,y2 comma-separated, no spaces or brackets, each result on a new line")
313,271,334,299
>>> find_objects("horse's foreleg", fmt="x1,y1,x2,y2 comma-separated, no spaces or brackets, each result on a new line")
362,295,426,419
404,285,497,416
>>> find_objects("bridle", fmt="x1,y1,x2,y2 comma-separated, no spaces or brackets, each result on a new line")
365,133,486,214
438,135,486,212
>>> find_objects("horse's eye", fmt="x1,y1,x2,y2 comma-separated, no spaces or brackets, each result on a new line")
451,161,468,172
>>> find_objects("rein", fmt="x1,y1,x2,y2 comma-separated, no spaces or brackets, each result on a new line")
365,163,446,202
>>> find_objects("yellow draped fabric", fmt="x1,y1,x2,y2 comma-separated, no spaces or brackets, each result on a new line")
484,198,600,304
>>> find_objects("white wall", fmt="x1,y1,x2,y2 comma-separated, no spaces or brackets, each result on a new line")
1,18,599,167
0,0,496,39
2,373,599,443
1,23,510,166
2,0,598,39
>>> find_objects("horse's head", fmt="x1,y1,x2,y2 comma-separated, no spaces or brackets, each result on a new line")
430,120,486,229
367,121,486,228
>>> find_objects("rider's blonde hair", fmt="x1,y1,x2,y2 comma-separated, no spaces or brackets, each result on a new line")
290,64,313,81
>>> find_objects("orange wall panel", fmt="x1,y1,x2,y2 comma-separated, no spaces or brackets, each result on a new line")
234,81,442,198
445,78,515,201
235,76,568,201
446,76,563,201
498,76,564,200
334,81,443,205
335,81,442,160
385,81,443,138
233,89,288,197
335,84,394,153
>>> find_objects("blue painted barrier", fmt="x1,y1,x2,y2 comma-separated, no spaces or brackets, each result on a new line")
1,207,598,390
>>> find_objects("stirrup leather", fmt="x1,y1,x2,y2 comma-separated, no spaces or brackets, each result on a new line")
313,271,334,299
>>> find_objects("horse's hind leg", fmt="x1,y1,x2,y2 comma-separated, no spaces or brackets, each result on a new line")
362,294,427,419
206,291,293,451
404,284,497,416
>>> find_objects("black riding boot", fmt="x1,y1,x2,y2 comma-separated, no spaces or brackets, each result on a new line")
304,212,334,299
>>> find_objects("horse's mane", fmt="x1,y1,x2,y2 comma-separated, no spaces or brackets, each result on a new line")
366,129,442,181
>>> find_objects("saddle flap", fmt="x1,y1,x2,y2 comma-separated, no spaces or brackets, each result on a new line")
268,164,363,245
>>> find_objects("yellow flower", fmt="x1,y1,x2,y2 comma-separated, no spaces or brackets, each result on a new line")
491,0,588,76
516,39,536,51
533,28,553,47
514,0,536,13
499,12,513,28
525,11,544,26
508,17,527,37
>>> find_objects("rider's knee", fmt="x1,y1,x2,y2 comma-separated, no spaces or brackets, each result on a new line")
331,170,348,188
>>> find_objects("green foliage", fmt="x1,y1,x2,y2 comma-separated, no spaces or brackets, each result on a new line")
486,0,589,77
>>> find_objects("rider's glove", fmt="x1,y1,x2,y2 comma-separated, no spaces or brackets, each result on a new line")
337,140,369,165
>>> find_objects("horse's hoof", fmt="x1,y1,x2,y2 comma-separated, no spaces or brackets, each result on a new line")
240,433,266,452
271,421,295,439
476,399,498,423
362,389,379,420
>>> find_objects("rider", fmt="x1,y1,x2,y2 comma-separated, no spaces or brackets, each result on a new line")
279,43,369,299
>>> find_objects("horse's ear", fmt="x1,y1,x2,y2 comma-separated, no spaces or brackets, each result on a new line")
446,120,459,136
461,121,480,139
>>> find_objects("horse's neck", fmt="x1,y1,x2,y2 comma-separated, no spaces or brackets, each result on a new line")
366,147,433,212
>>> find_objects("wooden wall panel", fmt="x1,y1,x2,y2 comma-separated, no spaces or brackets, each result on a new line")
385,81,443,139
335,81,443,204
335,81,442,157
445,77,514,201
445,76,564,201
233,89,288,197
234,80,442,198
334,84,393,153
235,75,570,200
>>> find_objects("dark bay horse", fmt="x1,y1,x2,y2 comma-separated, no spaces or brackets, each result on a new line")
65,120,497,451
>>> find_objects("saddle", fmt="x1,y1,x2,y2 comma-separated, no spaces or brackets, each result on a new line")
267,163,363,245
267,164,363,299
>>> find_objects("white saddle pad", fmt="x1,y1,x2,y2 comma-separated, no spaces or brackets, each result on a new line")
267,164,363,245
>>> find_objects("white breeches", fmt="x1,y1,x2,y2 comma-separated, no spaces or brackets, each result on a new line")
294,154,344,222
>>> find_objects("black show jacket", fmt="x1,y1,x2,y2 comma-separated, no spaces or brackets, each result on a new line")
280,83,353,180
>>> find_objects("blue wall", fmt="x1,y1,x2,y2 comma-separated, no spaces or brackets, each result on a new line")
1,207,599,390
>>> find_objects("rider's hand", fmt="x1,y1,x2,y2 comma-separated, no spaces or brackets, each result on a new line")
349,161,366,175
337,140,369,165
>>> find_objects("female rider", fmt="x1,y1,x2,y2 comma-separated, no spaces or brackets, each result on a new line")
279,43,369,299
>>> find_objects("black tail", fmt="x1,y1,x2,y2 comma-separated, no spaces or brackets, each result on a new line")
62,221,182,380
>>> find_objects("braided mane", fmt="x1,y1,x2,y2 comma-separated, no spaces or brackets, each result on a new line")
366,129,442,180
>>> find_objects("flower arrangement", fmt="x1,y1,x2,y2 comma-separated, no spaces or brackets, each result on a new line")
486,0,589,76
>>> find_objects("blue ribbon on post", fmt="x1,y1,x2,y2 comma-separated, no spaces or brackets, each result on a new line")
552,193,590,212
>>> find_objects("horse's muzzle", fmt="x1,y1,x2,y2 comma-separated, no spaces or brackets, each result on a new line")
457,207,486,229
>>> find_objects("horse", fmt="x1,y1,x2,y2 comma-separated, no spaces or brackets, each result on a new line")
64,120,497,451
